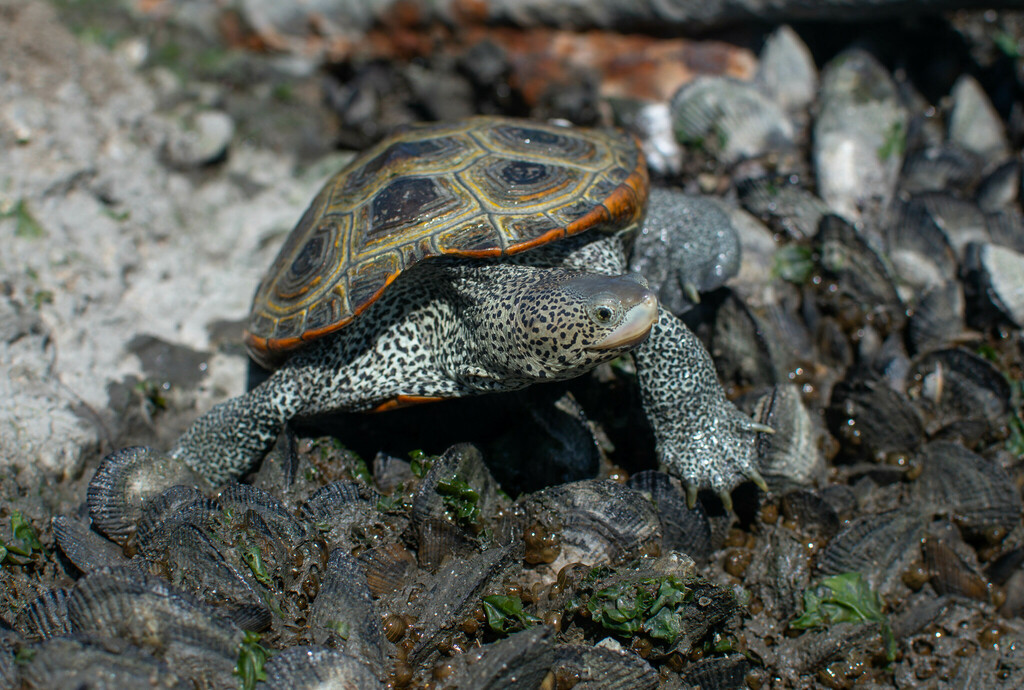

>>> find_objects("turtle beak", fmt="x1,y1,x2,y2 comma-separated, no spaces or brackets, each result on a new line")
589,289,659,350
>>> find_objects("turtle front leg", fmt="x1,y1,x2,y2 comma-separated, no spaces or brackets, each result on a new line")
633,310,769,509
170,371,306,484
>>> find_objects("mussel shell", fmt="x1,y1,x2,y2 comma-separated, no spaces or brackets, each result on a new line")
259,645,383,689
907,348,1010,436
786,620,886,676
0,650,15,690
14,588,71,641
780,490,841,539
300,480,381,550
627,470,712,560
710,292,781,391
921,536,991,601
218,482,309,544
755,24,817,113
681,654,750,690
905,282,965,355
300,479,367,521
671,76,794,164
729,207,779,293
977,158,1020,211
737,175,829,239
134,485,210,546
826,380,923,461
753,384,826,489
813,315,855,385
371,453,414,494
66,567,244,660
552,644,659,689
19,636,189,690
889,591,951,640
986,545,1024,587
87,447,208,545
412,443,501,568
52,515,129,574
135,491,223,559
912,441,1021,539
984,208,1024,253
444,626,555,689
416,517,475,570
658,577,739,657
357,542,418,598
308,548,390,671
758,284,818,371
816,214,904,334
912,193,990,256
519,479,661,569
818,484,859,521
746,525,813,619
816,508,926,595
564,553,730,655
413,443,498,521
221,507,295,595
153,521,271,630
889,196,959,289
409,543,523,664
858,330,911,391
948,74,1011,158
989,547,1024,618
813,49,906,223
963,241,1024,328
899,145,983,195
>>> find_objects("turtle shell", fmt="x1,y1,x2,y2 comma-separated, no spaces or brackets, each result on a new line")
246,116,648,366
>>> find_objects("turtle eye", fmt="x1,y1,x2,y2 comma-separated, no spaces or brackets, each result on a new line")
587,295,621,326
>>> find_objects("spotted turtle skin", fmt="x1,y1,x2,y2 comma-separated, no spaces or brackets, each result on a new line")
247,116,647,368
171,116,767,505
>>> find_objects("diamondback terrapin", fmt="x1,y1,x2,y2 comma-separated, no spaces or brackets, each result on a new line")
172,116,767,506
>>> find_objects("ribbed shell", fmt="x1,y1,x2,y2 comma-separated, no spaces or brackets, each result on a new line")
246,116,647,366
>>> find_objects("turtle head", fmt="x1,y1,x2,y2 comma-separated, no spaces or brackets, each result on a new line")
509,272,659,380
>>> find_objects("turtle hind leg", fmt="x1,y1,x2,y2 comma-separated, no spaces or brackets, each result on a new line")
170,370,307,484
633,309,767,505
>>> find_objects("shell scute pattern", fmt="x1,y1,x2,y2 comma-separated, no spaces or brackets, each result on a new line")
246,116,646,365
338,134,472,200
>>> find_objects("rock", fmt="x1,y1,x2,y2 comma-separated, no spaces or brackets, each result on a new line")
0,0,313,481
0,295,98,478
162,109,236,169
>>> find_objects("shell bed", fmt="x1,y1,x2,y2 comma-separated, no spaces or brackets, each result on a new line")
170,115,767,504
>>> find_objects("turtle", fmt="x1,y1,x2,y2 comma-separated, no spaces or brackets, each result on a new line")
171,115,768,507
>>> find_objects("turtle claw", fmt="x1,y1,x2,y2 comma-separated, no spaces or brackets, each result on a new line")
742,419,775,434
748,468,770,494
683,470,767,512
683,281,701,305
685,483,699,510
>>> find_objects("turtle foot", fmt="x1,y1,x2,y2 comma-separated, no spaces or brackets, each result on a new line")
655,403,770,510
